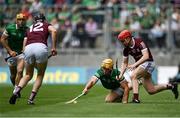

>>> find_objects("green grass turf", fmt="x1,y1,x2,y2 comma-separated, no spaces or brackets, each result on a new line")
0,84,180,117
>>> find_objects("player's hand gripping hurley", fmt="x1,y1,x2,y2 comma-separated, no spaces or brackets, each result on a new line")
65,92,85,104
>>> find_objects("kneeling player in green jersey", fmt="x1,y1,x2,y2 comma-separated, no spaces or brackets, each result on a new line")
82,58,130,103
0,13,28,96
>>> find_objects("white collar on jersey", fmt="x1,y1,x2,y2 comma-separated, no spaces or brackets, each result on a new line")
130,37,135,48
16,24,18,29
16,24,21,29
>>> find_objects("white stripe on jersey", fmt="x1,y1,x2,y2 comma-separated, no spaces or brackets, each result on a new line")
140,42,146,49
3,30,8,36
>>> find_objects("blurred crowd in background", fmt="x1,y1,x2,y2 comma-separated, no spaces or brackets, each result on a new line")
0,0,180,55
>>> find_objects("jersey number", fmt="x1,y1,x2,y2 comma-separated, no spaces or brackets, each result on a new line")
30,22,43,32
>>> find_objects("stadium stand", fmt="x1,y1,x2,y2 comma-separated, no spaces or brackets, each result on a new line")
0,0,180,67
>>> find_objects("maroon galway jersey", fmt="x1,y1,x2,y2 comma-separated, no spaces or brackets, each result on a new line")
25,21,50,46
123,38,153,62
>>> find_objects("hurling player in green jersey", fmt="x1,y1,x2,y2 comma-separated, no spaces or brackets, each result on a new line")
82,58,130,103
0,13,28,96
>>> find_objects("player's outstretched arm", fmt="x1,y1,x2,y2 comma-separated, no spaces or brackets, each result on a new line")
82,76,98,95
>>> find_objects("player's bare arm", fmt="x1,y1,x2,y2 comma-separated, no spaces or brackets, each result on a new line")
23,37,27,52
1,34,17,57
119,57,128,79
120,80,129,103
82,76,98,94
128,49,149,70
48,25,57,56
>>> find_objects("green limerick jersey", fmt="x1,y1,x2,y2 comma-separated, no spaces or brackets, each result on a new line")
94,68,124,90
4,24,28,53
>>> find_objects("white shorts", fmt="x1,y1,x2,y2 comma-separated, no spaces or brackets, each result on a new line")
123,69,142,87
123,69,132,84
24,43,48,64
6,53,24,66
139,61,155,74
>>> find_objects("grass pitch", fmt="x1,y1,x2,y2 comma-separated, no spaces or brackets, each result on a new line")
0,84,180,117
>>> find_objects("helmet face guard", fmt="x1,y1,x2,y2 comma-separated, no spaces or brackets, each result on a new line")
16,13,26,28
16,13,26,20
101,59,113,69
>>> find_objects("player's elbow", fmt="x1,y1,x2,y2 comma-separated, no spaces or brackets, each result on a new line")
53,29,57,34
52,29,57,36
144,53,149,60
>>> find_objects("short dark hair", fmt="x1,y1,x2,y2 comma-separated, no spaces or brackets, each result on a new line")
33,13,46,22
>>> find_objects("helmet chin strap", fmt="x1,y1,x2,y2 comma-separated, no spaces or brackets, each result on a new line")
129,37,135,48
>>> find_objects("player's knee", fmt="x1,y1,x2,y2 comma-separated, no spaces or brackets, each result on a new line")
105,99,113,103
25,75,33,81
105,97,122,103
147,90,156,95
105,96,116,103
105,96,112,103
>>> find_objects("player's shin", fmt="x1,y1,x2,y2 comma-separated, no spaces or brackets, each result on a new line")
132,79,140,101
28,91,37,104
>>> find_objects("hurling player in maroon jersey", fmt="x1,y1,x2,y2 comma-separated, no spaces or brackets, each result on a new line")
117,30,178,103
9,13,57,105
